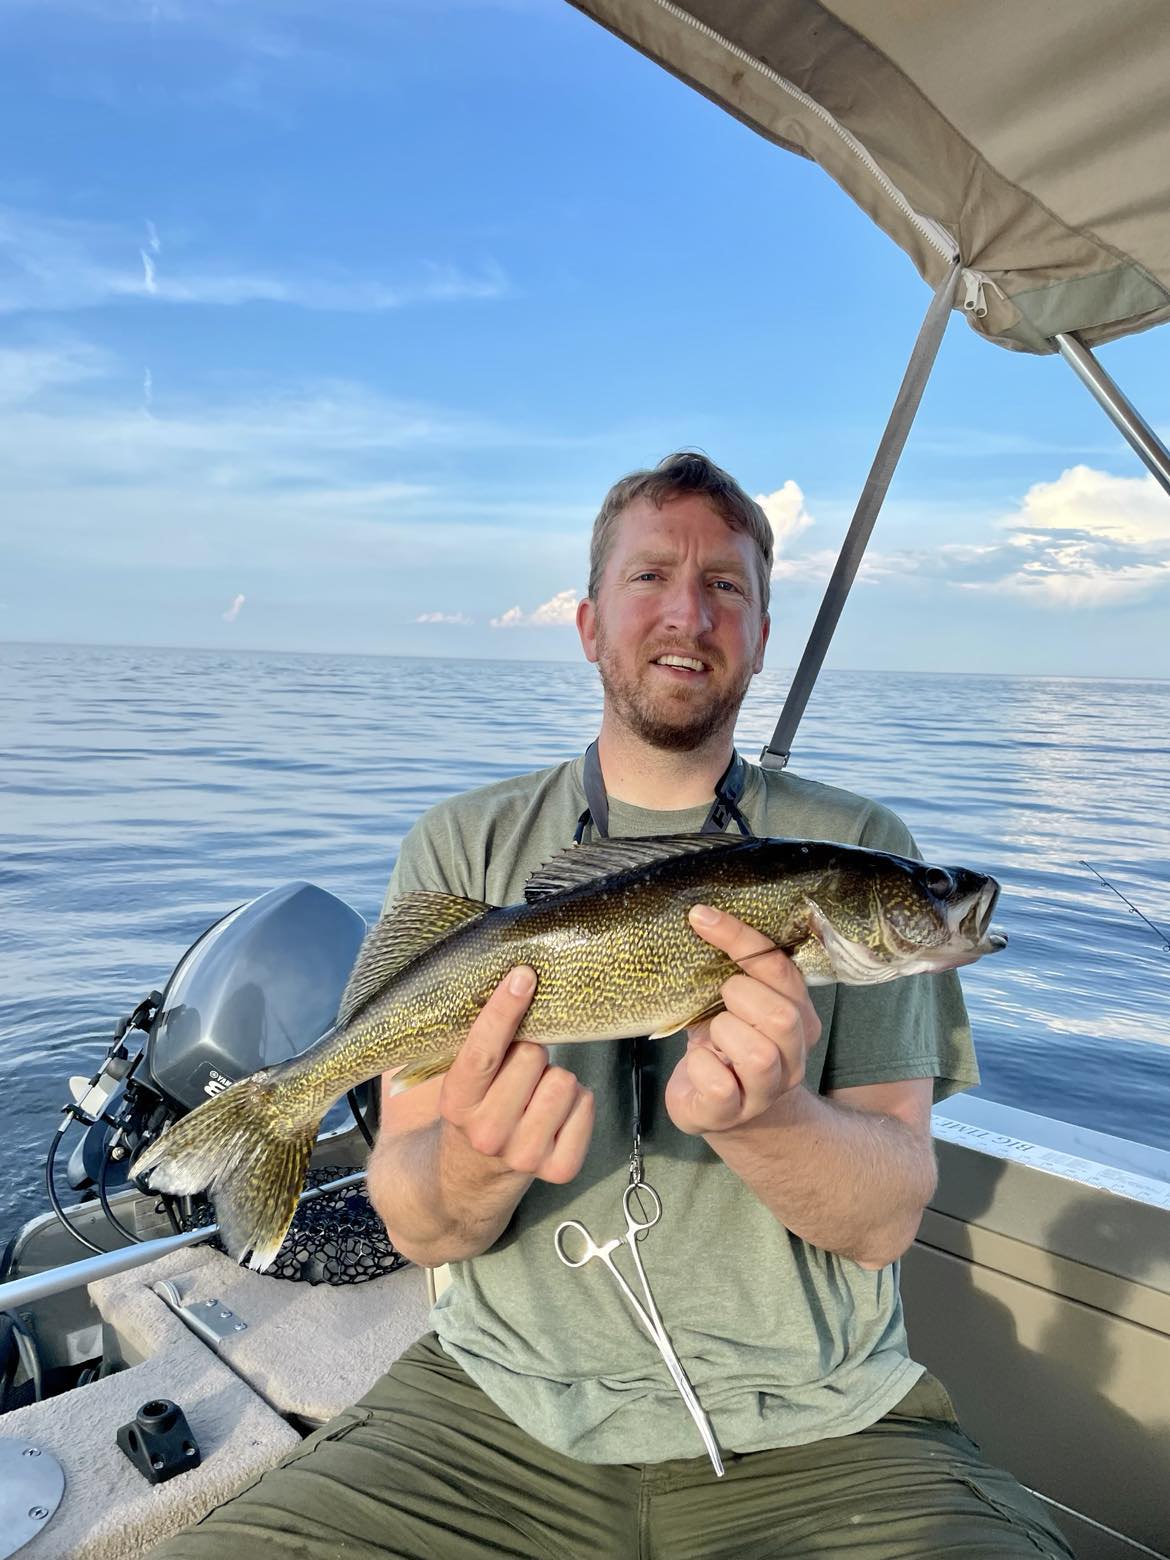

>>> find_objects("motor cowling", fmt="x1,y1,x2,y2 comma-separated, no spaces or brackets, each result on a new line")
143,881,366,1111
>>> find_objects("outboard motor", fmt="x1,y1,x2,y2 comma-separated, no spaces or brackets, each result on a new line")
54,883,401,1283
143,880,366,1115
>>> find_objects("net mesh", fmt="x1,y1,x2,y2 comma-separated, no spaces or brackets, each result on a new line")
177,1166,409,1285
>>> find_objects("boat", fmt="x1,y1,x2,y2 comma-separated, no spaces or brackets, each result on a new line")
3,4,1169,1556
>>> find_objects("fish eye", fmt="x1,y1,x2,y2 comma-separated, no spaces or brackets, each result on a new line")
925,867,954,899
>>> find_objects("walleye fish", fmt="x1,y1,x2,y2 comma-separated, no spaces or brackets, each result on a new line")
133,832,1006,1269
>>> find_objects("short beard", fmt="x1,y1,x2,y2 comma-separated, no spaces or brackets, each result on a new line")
594,622,752,753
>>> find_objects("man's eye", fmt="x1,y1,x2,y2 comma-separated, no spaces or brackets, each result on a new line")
711,579,742,593
634,571,660,582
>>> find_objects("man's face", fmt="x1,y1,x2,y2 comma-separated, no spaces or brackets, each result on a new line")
577,493,770,752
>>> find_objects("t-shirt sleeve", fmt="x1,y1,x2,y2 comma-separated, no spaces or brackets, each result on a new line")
817,801,982,1103
383,804,474,911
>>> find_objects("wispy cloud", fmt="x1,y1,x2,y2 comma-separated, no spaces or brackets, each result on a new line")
416,610,472,624
0,203,508,314
0,336,109,405
490,588,579,628
0,339,596,590
222,592,245,622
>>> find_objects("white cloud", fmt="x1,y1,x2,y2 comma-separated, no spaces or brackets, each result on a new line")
0,203,508,314
953,466,1170,607
1002,465,1170,549
416,610,472,624
145,219,161,254
490,588,579,628
756,479,815,557
984,555,1170,607
770,466,1170,609
222,592,245,621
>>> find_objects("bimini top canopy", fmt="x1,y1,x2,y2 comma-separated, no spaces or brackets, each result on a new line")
569,0,1170,354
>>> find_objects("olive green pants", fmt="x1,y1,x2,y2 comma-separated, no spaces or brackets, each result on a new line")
148,1334,1072,1559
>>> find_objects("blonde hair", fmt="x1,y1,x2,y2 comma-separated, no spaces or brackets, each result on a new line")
588,451,773,610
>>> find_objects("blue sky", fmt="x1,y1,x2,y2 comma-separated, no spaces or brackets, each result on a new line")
1,0,1168,677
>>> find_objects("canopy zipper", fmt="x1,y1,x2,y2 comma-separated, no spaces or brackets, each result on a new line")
960,268,1006,318
650,0,958,266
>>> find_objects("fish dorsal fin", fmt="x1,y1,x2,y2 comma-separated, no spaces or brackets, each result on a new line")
338,891,487,1025
524,833,745,902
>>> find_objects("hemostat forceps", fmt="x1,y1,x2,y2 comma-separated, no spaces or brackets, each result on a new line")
554,1181,725,1476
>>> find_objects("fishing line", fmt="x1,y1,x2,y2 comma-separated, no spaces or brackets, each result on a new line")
1080,860,1170,952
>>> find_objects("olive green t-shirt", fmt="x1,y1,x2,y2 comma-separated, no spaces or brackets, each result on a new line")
385,756,980,1464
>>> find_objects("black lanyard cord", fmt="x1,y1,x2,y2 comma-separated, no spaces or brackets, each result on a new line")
574,740,752,845
571,740,754,1186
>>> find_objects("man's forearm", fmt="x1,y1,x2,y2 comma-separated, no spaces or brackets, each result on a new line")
368,1118,534,1268
705,1086,937,1268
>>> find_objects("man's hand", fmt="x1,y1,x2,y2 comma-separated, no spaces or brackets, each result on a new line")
438,966,595,1184
664,904,822,1136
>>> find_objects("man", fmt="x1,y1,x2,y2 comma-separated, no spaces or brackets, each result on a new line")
153,453,1071,1557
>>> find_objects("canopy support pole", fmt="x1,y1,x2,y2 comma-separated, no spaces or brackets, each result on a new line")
1053,332,1170,497
760,261,960,770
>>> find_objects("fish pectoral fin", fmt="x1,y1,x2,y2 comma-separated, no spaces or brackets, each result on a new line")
338,892,488,1026
387,1051,459,1093
649,997,726,1039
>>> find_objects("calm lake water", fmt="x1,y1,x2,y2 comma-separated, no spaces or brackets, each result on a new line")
2,641,1169,1238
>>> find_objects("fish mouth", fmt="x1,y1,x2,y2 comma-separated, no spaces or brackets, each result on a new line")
947,876,1004,951
924,875,1007,970
807,875,1008,986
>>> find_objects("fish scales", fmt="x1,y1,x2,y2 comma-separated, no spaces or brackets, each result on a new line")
276,838,828,1122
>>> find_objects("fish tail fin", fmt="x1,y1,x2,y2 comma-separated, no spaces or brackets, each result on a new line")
131,1073,318,1271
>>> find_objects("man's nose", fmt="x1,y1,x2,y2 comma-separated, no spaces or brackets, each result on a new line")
662,576,714,635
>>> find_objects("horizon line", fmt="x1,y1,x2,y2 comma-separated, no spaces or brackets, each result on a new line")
2,636,1168,685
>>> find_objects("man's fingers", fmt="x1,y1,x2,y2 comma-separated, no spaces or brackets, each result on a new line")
718,972,800,1039
438,965,594,1182
459,1043,550,1158
540,1086,596,1184
443,966,537,1114
680,1042,742,1112
707,1010,789,1099
688,905,807,998
500,1067,587,1175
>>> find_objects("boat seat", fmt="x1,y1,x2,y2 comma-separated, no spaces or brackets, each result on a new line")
3,1277,301,1560
89,1243,432,1425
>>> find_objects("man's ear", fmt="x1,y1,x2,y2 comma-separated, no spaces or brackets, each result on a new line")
577,596,599,664
753,612,771,675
